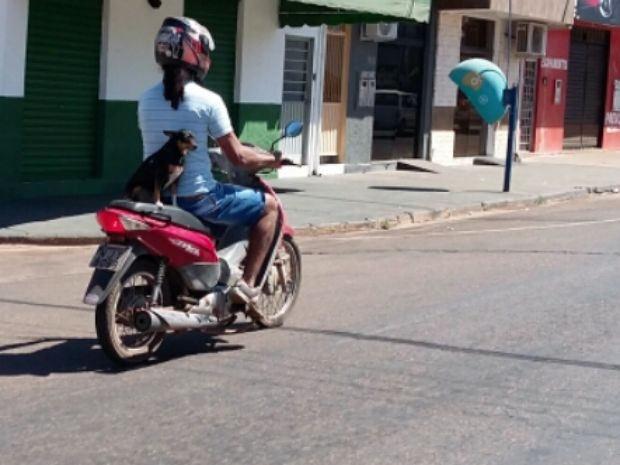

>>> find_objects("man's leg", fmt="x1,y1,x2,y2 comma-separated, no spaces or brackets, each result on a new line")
243,193,278,287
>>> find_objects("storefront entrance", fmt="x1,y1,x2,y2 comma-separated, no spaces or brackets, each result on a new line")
372,22,426,161
563,26,609,149
453,17,494,157
21,0,103,181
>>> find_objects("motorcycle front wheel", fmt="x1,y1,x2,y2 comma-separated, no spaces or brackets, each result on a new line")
250,236,302,328
95,259,166,365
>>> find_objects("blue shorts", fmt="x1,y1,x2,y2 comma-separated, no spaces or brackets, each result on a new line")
176,183,265,227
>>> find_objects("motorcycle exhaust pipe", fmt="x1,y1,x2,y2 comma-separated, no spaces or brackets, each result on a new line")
134,308,217,332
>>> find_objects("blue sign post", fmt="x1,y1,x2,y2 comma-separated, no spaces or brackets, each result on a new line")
502,86,519,192
450,58,518,192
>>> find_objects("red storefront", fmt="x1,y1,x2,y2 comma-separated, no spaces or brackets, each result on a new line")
532,0,620,152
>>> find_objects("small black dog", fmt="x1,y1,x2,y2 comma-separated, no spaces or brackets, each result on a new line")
125,129,197,206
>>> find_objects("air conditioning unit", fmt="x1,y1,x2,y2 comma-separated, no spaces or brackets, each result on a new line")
515,22,547,56
361,23,398,42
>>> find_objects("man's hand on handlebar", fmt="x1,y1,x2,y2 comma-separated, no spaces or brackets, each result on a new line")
271,150,298,167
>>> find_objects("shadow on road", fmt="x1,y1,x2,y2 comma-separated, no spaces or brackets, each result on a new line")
283,327,620,372
0,333,244,377
0,195,114,228
369,186,450,193
0,338,116,376
0,298,89,312
273,187,305,195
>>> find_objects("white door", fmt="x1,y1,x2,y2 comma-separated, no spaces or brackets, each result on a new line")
281,36,314,165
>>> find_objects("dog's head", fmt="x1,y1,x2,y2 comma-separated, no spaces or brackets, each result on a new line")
163,129,198,156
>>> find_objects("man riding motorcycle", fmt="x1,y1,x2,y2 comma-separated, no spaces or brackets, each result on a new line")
138,16,282,313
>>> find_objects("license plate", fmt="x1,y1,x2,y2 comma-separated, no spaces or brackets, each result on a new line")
89,244,131,271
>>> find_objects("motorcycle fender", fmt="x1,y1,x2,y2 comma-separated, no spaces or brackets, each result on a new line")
82,251,139,306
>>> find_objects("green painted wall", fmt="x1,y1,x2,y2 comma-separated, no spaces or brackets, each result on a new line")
185,0,239,108
0,97,23,200
1,100,285,200
236,103,283,180
22,0,103,182
0,0,288,202
236,103,282,148
98,100,142,193
4,99,140,200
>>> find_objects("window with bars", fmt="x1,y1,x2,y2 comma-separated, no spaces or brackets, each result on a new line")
283,37,312,102
519,60,537,151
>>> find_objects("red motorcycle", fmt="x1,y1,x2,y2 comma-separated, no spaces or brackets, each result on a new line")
83,122,303,365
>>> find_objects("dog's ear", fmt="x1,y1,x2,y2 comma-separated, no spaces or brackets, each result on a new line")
163,130,176,138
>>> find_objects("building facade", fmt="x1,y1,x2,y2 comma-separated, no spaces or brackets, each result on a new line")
0,0,431,201
430,0,574,163
0,0,242,201
533,0,620,152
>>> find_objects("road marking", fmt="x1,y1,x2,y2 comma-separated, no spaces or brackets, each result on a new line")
326,217,620,241
421,217,620,236
0,245,93,253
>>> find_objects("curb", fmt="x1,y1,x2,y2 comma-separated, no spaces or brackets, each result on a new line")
1,186,618,245
0,235,105,247
295,187,616,236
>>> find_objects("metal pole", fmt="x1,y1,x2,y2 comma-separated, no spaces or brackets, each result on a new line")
503,86,518,192
506,0,512,85
502,0,516,192
418,2,439,160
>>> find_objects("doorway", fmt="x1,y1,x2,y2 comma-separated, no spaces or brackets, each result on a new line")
563,27,609,149
372,22,426,161
281,36,314,165
453,17,494,157
21,0,103,181
319,25,351,164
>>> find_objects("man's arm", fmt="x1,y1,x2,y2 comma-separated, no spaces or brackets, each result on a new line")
216,132,281,171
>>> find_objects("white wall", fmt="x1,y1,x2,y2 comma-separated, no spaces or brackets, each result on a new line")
236,0,325,171
235,0,323,105
0,0,29,97
491,19,522,158
431,12,461,164
235,0,285,104
99,0,184,101
432,13,524,162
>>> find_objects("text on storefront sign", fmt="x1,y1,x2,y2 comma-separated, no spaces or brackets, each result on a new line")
540,58,568,70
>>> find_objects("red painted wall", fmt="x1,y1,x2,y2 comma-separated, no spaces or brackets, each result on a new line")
601,28,620,149
532,29,570,153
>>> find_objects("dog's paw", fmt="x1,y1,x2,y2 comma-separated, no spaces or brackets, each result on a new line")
155,201,164,209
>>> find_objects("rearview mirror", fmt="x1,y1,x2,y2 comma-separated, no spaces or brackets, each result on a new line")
283,121,303,138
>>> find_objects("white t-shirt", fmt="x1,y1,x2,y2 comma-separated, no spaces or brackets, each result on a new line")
138,81,233,196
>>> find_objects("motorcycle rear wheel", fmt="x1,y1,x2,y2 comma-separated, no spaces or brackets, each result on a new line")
95,259,166,365
250,236,301,328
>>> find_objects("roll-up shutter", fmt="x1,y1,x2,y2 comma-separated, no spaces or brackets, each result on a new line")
563,27,608,150
184,0,239,108
21,0,103,181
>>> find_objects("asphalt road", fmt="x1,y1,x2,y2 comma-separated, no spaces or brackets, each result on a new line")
2,196,620,465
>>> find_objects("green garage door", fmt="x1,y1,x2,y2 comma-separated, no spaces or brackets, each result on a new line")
185,0,239,108
21,0,103,181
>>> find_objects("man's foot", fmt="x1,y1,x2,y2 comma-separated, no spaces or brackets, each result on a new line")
229,279,261,307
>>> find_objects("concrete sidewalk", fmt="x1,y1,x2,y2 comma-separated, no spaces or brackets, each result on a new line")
1,151,620,244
